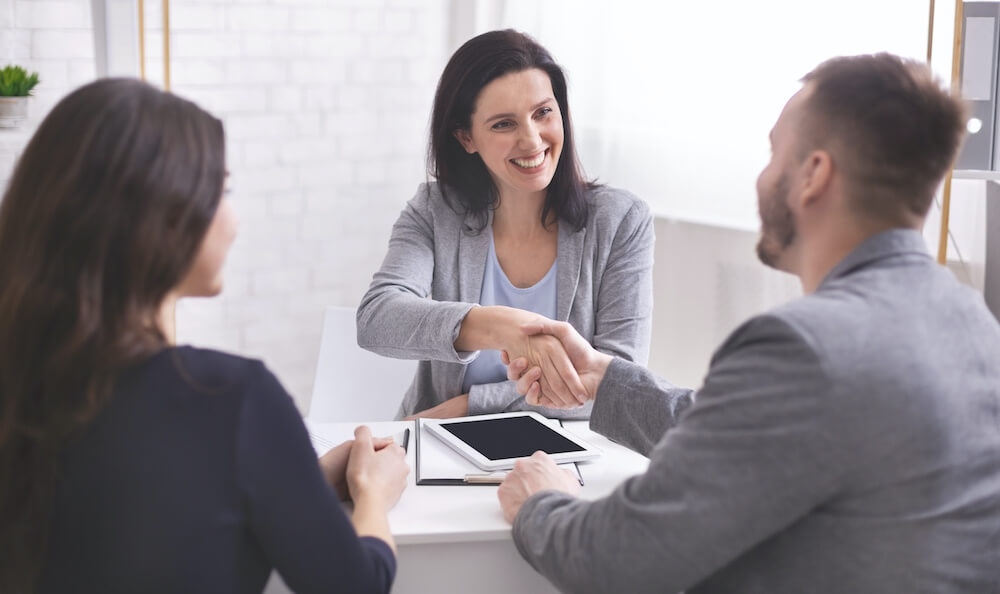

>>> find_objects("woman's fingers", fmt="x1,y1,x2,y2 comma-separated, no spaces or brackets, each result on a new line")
524,374,543,406
505,330,588,408
517,366,541,397
506,356,529,382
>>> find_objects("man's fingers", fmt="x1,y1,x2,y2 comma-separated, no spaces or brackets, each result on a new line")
549,349,587,405
539,353,580,408
546,320,574,341
537,372,573,408
522,318,570,339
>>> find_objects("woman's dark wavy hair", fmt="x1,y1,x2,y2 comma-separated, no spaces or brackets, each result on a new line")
429,29,592,232
0,78,225,593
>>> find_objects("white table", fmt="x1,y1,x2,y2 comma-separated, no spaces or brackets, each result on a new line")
267,420,650,594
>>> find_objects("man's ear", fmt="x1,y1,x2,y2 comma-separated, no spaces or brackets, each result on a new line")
798,149,833,207
454,128,476,154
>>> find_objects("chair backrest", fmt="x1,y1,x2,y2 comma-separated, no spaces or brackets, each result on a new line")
308,306,418,422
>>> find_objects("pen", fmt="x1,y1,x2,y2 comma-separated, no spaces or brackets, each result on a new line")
463,472,506,485
400,428,410,453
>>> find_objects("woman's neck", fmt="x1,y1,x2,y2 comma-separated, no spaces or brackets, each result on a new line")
158,294,177,345
493,187,552,239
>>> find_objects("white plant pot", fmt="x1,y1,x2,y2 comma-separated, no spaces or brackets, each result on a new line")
0,97,29,128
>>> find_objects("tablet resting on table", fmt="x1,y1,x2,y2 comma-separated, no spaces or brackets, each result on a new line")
423,411,601,471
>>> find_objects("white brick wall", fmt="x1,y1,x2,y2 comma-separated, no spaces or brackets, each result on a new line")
0,0,449,411
0,0,96,187
164,0,448,409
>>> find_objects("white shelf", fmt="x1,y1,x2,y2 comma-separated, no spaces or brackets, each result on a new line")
0,127,34,149
952,169,1000,181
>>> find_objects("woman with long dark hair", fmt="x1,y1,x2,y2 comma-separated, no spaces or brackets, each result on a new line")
358,30,654,419
0,78,408,594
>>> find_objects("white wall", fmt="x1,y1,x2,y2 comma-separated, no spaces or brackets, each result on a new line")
649,217,802,389
0,0,96,187
153,0,449,408
0,0,449,410
485,0,958,231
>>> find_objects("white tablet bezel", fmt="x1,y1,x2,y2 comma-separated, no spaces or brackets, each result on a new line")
422,411,601,471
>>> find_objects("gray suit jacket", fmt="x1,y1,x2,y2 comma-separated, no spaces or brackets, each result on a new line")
357,182,654,418
513,230,1000,593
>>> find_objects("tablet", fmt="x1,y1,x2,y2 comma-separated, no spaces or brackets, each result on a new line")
423,412,601,471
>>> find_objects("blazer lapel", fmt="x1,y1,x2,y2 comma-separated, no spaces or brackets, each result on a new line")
458,210,492,304
556,222,586,321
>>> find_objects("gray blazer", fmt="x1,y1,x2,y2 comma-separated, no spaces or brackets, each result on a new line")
513,229,1000,593
357,182,654,418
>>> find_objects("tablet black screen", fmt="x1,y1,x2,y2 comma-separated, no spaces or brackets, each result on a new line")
439,416,585,460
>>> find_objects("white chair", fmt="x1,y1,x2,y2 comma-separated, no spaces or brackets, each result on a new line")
307,306,418,422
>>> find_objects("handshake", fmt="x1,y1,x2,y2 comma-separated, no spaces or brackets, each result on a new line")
501,316,614,410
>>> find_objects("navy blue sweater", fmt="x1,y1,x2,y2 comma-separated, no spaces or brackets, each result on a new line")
39,346,395,593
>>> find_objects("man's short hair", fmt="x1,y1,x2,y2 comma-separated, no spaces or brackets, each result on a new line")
800,53,967,223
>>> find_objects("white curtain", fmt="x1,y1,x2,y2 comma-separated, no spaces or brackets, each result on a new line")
465,0,945,231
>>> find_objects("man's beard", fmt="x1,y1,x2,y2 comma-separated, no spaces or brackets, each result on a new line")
756,171,797,269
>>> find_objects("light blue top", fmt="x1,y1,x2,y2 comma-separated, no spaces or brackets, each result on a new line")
357,182,655,419
461,229,558,394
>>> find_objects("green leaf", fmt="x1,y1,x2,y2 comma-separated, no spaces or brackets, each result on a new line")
0,65,41,97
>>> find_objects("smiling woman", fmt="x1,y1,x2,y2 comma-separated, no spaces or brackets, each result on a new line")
454,69,565,218
356,30,656,421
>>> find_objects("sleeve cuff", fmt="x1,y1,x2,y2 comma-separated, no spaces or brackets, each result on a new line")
358,535,397,584
511,489,579,565
467,380,519,415
450,303,480,363
590,358,628,429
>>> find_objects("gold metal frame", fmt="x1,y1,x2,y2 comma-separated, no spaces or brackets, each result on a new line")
136,0,175,340
136,0,171,91
929,0,966,265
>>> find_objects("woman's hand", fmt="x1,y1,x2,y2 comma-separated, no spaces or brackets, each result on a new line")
404,394,469,420
346,425,410,511
345,425,409,553
504,331,589,408
503,320,613,408
454,306,588,408
319,434,395,500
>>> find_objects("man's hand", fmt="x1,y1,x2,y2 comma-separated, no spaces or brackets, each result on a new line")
502,318,589,409
457,307,588,409
404,394,469,419
503,320,613,408
497,451,581,523
319,433,396,500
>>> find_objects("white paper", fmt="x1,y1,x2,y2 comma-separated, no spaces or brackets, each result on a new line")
306,422,407,457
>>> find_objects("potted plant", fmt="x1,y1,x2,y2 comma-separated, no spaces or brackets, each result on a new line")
0,65,40,129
